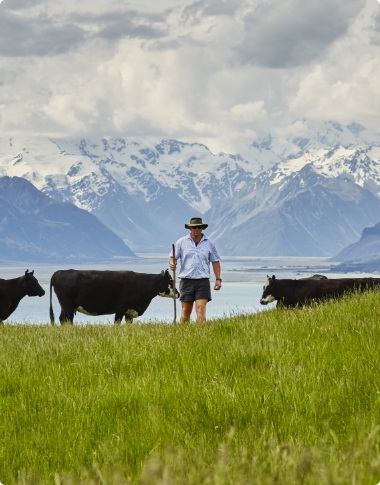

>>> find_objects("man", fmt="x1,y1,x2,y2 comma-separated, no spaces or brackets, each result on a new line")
169,217,222,322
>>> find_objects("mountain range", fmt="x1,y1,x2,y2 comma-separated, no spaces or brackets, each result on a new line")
207,165,380,256
1,118,380,257
0,176,134,262
0,136,269,252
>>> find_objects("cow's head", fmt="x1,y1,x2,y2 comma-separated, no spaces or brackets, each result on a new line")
260,275,277,305
158,270,179,299
21,270,45,297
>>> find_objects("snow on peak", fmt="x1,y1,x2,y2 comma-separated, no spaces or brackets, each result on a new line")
0,136,260,213
1,120,379,215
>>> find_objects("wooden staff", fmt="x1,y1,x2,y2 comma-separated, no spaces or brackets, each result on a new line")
172,243,177,323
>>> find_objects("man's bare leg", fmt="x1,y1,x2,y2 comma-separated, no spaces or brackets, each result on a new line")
195,299,208,322
181,301,194,322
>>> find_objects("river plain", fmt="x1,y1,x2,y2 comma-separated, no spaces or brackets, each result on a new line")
0,255,377,324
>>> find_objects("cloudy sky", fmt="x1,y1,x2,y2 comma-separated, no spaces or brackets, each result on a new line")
0,0,379,153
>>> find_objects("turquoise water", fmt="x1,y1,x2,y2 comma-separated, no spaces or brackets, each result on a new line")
1,255,376,324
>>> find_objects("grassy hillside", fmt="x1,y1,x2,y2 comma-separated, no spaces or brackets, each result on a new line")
1,290,380,484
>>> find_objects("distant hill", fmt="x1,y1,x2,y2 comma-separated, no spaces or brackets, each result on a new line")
0,176,135,262
331,222,380,262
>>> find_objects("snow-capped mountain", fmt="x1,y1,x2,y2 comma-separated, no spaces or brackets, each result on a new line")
0,137,274,251
206,120,380,256
264,121,380,199
207,164,380,256
267,119,380,158
1,119,380,255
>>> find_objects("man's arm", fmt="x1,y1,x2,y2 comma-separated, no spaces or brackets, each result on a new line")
212,261,222,290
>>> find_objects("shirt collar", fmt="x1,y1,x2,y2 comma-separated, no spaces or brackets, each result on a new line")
187,233,208,242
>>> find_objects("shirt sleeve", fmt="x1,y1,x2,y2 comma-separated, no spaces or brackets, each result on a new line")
209,241,220,263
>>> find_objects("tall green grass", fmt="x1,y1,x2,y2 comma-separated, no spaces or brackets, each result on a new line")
1,290,380,484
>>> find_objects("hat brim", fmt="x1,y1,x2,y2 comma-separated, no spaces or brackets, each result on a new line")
185,224,208,229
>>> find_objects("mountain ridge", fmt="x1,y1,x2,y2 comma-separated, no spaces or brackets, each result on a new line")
331,222,380,262
1,119,380,255
207,165,380,256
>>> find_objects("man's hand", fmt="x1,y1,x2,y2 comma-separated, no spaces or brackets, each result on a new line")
212,261,222,291
169,257,177,271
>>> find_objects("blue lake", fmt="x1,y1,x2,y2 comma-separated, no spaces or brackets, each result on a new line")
0,255,376,325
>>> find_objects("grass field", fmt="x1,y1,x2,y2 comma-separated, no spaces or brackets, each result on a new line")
1,290,380,484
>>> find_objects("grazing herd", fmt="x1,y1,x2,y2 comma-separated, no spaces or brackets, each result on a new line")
0,268,177,324
1,269,380,324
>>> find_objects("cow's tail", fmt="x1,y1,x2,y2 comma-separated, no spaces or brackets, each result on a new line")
49,275,55,325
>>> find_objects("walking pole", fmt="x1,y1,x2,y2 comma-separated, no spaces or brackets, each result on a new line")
172,243,177,323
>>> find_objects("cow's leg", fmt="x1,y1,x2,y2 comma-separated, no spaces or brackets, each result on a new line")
114,310,125,324
56,296,76,324
59,306,75,325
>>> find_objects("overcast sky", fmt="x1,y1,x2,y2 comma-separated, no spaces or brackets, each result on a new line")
0,0,379,153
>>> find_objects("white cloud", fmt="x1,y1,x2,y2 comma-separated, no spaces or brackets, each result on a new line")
0,0,379,152
289,0,380,128
224,101,267,123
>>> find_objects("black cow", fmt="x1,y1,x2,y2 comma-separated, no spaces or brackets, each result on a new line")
260,274,380,308
49,269,178,324
0,270,45,322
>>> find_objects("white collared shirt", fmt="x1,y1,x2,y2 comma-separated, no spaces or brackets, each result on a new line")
171,234,220,279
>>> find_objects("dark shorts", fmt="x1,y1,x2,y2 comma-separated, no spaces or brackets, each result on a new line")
179,278,211,302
